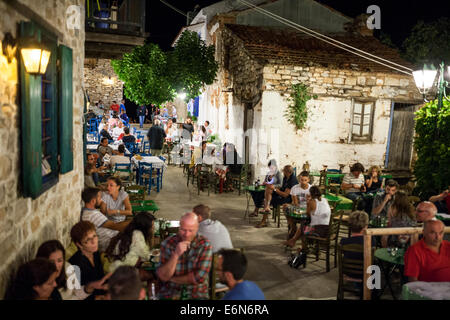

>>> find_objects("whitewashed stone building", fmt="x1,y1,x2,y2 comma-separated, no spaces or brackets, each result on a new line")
176,0,423,177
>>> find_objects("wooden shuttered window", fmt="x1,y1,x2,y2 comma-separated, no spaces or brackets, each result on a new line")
19,21,74,199
58,45,73,173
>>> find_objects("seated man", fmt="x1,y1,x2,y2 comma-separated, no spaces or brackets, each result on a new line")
106,266,146,300
81,187,130,252
371,179,399,217
256,165,298,228
415,201,437,223
156,212,213,300
112,121,125,141
217,249,265,300
121,127,136,144
429,187,449,214
109,144,131,179
193,204,233,253
341,163,366,208
404,220,450,282
283,171,311,239
100,123,113,141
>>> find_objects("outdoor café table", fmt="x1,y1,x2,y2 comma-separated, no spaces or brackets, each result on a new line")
131,200,159,215
284,207,311,239
86,143,130,153
325,193,352,211
243,185,266,221
374,247,406,300
131,155,167,184
402,281,450,300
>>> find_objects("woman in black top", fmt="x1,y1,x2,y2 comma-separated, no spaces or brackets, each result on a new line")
6,258,61,300
68,221,110,299
365,165,383,193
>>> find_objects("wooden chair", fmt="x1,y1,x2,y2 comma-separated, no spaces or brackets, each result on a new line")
229,164,250,195
114,163,133,186
337,243,375,300
125,185,146,201
209,248,245,300
305,209,344,272
196,164,213,196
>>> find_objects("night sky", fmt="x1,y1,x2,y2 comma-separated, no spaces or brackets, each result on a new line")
146,0,450,50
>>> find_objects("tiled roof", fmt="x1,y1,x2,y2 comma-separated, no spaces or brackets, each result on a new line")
225,24,414,74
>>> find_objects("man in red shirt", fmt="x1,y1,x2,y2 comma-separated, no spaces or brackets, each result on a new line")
404,220,450,282
110,101,120,113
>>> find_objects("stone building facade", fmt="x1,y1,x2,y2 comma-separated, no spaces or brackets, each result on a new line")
0,0,85,297
84,58,123,106
201,22,423,177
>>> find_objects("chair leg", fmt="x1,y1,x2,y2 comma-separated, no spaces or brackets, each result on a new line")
326,244,330,272
315,241,319,261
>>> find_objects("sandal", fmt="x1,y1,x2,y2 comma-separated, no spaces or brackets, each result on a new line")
255,222,268,228
249,212,259,217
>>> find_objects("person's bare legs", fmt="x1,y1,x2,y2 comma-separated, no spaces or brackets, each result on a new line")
256,213,269,227
284,226,302,247
263,188,274,211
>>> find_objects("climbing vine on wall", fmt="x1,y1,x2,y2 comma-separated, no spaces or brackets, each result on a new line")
284,83,317,131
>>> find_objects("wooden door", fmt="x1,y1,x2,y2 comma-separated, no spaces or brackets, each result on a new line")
386,103,420,170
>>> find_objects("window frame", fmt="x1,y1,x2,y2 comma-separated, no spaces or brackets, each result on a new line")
349,98,375,143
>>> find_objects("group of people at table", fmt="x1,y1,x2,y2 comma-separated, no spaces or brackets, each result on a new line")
5,183,265,300
246,159,450,290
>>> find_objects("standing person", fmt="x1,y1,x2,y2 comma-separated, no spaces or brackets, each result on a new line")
217,249,265,300
6,258,60,300
36,240,110,300
193,204,233,253
156,212,213,300
137,105,147,129
110,101,120,114
147,119,166,156
119,99,126,114
372,179,399,217
182,117,194,141
68,221,110,299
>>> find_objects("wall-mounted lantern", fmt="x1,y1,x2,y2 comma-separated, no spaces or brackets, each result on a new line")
20,36,50,75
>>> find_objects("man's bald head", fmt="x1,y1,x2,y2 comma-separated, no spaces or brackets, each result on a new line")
416,201,437,222
423,219,445,248
179,212,199,242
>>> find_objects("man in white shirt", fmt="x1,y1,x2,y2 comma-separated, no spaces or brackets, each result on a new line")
112,121,125,141
81,187,130,252
284,171,311,240
193,204,233,253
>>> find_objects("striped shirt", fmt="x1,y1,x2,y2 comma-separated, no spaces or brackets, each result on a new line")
101,190,128,223
158,234,213,300
342,173,365,193
81,208,118,252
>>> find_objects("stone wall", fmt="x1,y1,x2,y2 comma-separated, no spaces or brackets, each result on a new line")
84,58,123,106
0,0,85,298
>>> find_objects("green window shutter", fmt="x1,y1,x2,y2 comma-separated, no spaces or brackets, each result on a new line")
58,45,73,173
20,21,42,198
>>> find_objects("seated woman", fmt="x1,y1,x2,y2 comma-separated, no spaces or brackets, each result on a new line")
100,176,132,223
105,212,155,278
256,165,298,228
249,159,282,217
68,221,110,300
283,185,331,247
36,240,109,300
6,258,61,300
382,191,417,247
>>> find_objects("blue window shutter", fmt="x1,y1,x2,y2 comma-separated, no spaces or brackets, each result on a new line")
20,21,42,198
58,45,73,173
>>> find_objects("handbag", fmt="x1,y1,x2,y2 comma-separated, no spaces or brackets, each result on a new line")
288,251,307,269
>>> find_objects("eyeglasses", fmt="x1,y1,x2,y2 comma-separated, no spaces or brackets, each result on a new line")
82,234,98,245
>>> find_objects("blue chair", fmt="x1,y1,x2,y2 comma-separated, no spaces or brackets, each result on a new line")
124,142,139,155
88,118,99,133
132,127,137,135
138,162,161,195
143,141,150,153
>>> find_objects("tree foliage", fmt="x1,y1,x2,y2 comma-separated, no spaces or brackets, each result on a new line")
111,31,218,106
413,99,450,199
402,18,450,66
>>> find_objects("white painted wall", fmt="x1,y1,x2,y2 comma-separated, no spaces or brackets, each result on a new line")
252,91,391,176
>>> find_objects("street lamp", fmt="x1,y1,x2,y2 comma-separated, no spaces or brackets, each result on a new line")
20,37,51,75
413,62,450,107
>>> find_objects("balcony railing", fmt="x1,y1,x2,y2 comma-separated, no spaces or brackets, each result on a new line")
85,0,146,36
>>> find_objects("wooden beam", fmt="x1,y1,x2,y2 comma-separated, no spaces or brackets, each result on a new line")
85,32,146,46
362,226,450,300
3,0,64,41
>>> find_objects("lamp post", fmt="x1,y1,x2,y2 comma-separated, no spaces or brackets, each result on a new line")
413,62,450,109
